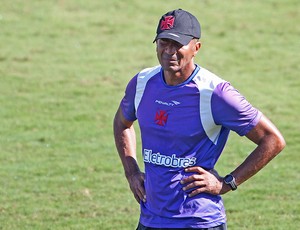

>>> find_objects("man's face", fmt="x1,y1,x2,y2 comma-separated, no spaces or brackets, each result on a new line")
156,38,200,73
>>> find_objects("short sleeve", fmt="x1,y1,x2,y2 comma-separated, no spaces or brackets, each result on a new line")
120,75,138,121
211,82,262,136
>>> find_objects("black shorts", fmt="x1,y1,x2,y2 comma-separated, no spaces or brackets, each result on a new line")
136,222,227,230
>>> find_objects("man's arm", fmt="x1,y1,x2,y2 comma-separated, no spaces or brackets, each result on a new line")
181,114,286,196
113,106,146,203
230,114,286,187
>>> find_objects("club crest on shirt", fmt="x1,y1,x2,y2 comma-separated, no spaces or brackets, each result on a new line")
155,110,168,126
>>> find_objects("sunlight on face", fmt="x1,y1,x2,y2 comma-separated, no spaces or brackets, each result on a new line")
156,38,200,73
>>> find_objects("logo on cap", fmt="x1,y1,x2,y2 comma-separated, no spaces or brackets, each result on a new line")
160,16,175,30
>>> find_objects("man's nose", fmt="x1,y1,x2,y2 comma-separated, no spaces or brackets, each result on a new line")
164,44,177,54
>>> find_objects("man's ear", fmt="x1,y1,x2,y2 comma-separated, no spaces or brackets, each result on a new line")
195,41,201,52
193,41,201,57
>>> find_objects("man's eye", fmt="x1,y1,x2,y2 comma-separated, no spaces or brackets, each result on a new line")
174,42,182,48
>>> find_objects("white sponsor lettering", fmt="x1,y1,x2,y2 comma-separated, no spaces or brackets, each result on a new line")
155,100,181,107
143,149,196,168
171,100,180,105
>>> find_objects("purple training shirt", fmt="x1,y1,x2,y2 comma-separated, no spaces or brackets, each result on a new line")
120,65,262,228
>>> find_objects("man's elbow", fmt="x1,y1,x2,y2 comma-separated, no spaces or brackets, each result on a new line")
278,135,286,152
274,132,286,154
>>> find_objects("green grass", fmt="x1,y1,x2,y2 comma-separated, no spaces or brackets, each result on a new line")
0,0,299,229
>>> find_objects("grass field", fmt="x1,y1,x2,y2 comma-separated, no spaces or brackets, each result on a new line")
0,0,299,229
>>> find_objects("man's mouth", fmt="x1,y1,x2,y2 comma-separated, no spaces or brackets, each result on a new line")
163,57,178,63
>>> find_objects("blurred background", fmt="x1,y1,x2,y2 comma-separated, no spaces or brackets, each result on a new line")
0,1,299,229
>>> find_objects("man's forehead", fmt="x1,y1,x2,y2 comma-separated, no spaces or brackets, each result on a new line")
156,38,197,47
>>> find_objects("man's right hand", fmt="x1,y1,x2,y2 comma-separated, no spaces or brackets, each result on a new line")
127,171,146,203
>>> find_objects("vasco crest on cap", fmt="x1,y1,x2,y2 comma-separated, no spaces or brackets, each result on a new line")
160,16,175,30
153,9,201,46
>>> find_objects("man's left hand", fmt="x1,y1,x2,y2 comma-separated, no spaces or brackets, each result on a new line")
180,166,230,196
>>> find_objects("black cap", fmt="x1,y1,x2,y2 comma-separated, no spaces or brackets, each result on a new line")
153,9,201,46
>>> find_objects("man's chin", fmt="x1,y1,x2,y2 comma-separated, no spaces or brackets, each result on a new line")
162,64,180,72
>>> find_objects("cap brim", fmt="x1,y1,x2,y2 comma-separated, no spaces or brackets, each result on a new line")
153,32,194,46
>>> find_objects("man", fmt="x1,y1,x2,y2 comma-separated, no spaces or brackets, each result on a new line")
113,9,285,230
